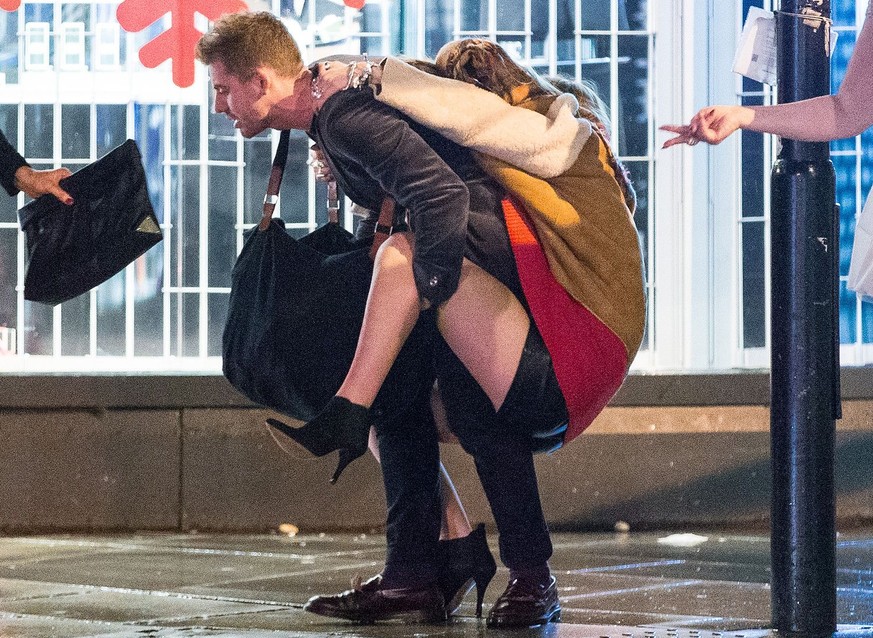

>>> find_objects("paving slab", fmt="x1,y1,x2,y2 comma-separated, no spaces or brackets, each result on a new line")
0,531,870,638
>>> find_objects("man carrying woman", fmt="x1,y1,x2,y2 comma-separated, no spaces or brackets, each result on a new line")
196,11,644,627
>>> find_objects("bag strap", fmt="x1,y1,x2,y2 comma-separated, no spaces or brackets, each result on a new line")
370,197,396,260
257,129,398,260
327,181,340,224
258,130,291,231
326,178,397,259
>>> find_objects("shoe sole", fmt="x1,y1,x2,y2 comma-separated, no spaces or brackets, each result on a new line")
486,606,561,628
445,577,475,616
265,422,310,458
305,604,448,624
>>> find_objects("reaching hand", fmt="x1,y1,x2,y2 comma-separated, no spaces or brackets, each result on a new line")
308,144,333,182
314,61,353,100
314,59,382,100
14,166,73,204
660,105,755,149
659,123,702,149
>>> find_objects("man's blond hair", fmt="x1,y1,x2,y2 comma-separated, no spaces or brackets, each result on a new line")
196,11,303,79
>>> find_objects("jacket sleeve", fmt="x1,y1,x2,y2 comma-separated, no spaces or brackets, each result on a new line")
375,57,592,178
0,130,28,197
321,96,469,306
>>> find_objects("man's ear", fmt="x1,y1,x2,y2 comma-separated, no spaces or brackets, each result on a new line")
254,67,270,95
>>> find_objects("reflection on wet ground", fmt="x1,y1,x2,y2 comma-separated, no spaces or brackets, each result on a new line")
0,530,871,637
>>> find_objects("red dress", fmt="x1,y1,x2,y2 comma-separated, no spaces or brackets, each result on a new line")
502,198,628,444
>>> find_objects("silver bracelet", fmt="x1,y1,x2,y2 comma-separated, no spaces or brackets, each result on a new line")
346,53,374,90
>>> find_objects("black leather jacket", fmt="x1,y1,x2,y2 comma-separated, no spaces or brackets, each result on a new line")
309,87,503,307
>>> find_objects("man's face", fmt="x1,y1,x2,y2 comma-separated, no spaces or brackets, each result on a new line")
209,60,269,138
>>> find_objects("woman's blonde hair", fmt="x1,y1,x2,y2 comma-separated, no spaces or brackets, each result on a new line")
436,39,552,105
436,39,612,135
435,38,635,214
195,11,303,80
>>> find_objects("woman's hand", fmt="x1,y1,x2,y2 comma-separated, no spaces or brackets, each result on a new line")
660,105,755,148
308,144,333,182
314,61,353,99
659,123,701,149
14,165,73,204
315,59,383,98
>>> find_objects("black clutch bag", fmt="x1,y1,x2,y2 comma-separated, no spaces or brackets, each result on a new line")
17,139,162,305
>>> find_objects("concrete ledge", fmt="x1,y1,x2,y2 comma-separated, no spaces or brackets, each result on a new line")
0,367,871,410
1,401,871,533
0,374,250,409
456,429,873,531
1,365,870,533
181,408,386,532
0,409,181,531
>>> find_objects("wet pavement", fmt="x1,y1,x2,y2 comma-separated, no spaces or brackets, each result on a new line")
0,529,871,638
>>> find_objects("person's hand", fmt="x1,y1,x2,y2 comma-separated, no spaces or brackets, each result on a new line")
689,105,755,145
659,123,702,149
14,166,73,204
314,59,382,99
661,105,755,149
307,144,333,182
313,61,351,102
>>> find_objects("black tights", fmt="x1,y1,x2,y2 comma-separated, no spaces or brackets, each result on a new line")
375,324,564,587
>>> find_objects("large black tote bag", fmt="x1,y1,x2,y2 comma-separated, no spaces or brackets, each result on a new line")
222,131,434,423
17,139,162,305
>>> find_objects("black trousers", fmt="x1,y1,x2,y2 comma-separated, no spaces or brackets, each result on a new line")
376,322,566,581
375,386,442,585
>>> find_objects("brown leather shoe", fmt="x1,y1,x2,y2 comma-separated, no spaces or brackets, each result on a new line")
350,573,382,592
303,582,448,624
486,575,561,628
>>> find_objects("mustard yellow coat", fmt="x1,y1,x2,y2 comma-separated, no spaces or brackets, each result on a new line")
376,58,646,362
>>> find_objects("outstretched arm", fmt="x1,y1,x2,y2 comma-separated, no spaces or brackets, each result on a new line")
316,57,591,178
662,6,873,146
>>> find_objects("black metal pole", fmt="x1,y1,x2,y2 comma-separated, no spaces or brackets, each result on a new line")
770,1,839,636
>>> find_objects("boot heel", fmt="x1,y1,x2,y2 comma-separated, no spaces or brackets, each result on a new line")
438,524,497,616
473,559,496,616
474,578,487,617
330,445,367,484
265,396,370,483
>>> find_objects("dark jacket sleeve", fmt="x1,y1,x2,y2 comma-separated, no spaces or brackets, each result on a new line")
319,96,469,306
0,130,28,197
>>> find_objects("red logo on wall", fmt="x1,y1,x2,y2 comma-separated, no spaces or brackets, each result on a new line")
116,0,248,88
1,1,368,87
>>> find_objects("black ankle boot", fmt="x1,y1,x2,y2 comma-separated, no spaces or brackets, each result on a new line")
438,524,497,617
265,396,370,483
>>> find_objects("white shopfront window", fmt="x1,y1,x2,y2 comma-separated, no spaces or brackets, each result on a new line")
0,0,868,374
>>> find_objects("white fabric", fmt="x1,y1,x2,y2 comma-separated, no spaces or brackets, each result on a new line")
848,187,873,300
376,57,591,179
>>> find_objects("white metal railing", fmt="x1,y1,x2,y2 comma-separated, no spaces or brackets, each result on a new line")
3,0,866,374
